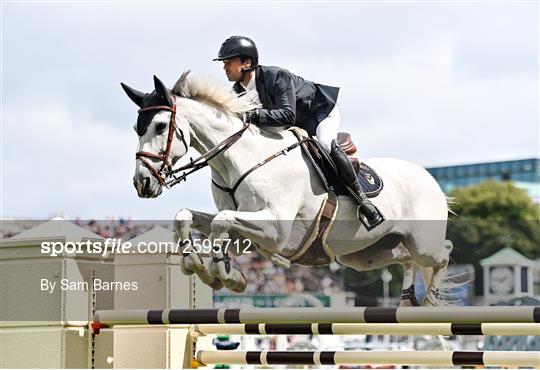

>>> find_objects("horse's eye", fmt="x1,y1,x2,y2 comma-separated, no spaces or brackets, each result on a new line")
156,122,167,132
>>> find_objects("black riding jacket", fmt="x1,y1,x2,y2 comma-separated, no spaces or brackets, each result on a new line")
233,65,339,136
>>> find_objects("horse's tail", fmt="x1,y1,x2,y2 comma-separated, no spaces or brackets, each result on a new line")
422,239,469,306
446,195,458,217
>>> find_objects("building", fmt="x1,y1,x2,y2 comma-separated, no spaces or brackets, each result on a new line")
426,158,540,201
480,247,539,305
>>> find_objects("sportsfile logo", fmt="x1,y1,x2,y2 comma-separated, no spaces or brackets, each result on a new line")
40,238,252,257
41,239,132,257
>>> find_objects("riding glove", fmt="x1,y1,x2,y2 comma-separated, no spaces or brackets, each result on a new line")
245,109,259,124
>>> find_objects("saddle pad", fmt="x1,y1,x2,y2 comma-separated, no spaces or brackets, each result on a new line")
356,162,384,198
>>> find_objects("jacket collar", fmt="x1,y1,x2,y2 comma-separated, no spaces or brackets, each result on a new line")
255,66,263,87
254,66,267,105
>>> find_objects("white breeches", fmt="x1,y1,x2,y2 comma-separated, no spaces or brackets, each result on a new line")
315,105,341,152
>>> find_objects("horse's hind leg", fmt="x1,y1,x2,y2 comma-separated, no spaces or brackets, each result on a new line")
399,261,421,307
337,242,421,306
423,240,453,306
403,225,454,306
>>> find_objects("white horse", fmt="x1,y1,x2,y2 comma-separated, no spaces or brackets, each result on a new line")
122,72,454,306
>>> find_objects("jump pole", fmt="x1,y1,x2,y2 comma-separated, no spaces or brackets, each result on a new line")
195,350,540,368
93,306,540,326
193,322,540,336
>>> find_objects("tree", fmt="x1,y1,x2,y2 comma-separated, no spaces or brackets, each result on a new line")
447,180,540,293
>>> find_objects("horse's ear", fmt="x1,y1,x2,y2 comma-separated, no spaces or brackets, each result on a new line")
173,70,191,98
121,83,145,107
153,75,173,107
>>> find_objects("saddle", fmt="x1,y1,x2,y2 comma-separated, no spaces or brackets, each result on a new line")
290,129,383,198
271,128,384,268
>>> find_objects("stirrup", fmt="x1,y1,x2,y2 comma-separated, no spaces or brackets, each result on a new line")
357,204,384,231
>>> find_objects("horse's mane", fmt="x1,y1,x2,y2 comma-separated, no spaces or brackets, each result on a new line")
171,71,260,115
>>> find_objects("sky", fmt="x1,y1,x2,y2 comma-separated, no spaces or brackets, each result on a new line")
2,1,539,219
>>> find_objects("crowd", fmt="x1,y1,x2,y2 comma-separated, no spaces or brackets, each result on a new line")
235,253,343,295
74,218,155,240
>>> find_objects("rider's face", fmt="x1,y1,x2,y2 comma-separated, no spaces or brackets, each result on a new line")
222,57,251,82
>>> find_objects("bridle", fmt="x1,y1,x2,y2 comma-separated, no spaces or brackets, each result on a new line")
135,102,188,186
135,99,251,188
135,98,307,207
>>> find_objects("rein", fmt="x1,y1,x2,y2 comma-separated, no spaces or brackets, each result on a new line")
165,121,251,187
212,138,308,208
136,102,307,206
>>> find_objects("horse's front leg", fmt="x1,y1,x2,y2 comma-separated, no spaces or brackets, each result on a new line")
209,209,280,293
174,208,224,290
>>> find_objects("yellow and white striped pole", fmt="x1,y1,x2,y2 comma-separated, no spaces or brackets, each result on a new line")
193,322,540,336
195,350,540,368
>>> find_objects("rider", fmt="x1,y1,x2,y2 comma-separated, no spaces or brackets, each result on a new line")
214,35,382,228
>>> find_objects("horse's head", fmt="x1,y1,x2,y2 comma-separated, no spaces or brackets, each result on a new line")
122,76,190,198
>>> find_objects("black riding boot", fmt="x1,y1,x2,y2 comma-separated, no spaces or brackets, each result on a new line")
330,140,383,228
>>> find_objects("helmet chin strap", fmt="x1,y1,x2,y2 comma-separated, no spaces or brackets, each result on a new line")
238,66,255,83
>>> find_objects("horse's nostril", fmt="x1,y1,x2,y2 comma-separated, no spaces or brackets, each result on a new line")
143,177,150,192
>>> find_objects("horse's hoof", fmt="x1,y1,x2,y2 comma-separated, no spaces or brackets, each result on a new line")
180,253,201,275
192,269,224,290
222,271,247,293
180,261,195,276
208,277,225,290
180,266,195,276
181,254,224,290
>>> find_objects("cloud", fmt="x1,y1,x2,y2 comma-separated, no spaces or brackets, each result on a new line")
2,2,538,218
286,40,538,166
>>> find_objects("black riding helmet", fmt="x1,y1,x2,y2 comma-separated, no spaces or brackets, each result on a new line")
213,36,259,67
